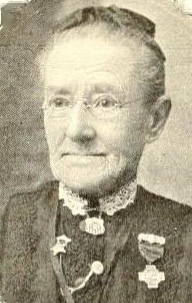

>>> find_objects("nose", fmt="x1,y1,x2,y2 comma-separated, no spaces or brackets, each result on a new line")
66,102,96,143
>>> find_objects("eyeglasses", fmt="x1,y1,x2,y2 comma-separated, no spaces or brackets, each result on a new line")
42,94,143,119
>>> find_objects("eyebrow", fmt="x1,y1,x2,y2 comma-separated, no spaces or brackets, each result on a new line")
90,83,121,94
45,83,122,96
46,86,71,95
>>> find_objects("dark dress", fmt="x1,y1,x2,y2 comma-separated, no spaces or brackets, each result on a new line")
0,181,192,303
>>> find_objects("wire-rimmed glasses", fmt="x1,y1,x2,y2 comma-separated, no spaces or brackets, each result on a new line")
42,94,142,119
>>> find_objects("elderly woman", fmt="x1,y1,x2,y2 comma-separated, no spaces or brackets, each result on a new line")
0,5,192,303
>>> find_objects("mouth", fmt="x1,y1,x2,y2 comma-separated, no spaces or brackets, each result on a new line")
62,153,106,157
60,153,107,166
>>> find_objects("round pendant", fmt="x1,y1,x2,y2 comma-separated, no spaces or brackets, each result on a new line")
91,261,104,275
79,217,105,235
69,260,104,294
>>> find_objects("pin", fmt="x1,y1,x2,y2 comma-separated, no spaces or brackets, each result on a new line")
79,217,105,235
50,234,71,256
138,265,165,289
138,233,165,263
138,233,165,244
138,233,166,289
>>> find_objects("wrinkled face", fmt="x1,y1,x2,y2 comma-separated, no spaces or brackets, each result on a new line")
43,37,151,196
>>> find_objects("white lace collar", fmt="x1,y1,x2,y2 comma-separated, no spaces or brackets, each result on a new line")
59,180,137,217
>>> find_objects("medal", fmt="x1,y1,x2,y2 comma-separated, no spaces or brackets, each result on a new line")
138,265,165,289
138,233,166,289
79,217,105,235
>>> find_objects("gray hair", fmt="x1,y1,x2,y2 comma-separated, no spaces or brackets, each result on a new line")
44,5,166,104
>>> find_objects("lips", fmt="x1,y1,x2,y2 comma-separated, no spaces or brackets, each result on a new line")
62,153,106,157
60,153,107,166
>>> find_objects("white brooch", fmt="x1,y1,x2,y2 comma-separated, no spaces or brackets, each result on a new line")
138,233,166,289
50,234,71,256
79,217,105,235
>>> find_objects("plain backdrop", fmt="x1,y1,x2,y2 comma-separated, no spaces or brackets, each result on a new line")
0,0,192,218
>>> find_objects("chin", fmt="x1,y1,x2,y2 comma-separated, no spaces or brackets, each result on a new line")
52,170,129,198
63,181,101,196
53,171,108,196
50,154,136,196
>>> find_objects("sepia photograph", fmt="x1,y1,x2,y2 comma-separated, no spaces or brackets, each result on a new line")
0,0,192,302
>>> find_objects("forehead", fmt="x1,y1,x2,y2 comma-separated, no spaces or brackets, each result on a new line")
43,38,140,89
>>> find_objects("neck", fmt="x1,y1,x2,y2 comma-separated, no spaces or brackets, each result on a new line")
59,178,137,216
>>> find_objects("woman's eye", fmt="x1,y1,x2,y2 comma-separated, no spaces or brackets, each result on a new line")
95,97,117,108
50,97,71,108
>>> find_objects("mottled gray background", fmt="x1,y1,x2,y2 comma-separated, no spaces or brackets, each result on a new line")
0,0,192,218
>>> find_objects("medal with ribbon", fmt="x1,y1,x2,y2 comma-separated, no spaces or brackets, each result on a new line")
138,233,166,289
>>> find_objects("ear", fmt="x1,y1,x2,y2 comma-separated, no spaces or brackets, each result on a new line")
146,95,171,143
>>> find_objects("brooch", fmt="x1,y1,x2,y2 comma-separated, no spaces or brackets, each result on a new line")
50,234,71,256
79,216,105,235
138,233,165,289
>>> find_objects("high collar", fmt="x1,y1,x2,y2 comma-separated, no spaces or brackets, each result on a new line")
59,180,137,216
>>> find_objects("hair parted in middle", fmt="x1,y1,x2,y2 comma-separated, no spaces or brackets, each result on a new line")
42,5,166,104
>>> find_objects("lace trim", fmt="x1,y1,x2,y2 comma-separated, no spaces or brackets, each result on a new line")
59,180,137,217
59,186,87,216
100,180,137,216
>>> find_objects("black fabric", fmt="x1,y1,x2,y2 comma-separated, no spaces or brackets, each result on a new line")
0,182,192,303
56,199,135,303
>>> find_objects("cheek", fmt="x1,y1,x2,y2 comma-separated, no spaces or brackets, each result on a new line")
44,116,67,152
98,111,147,156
